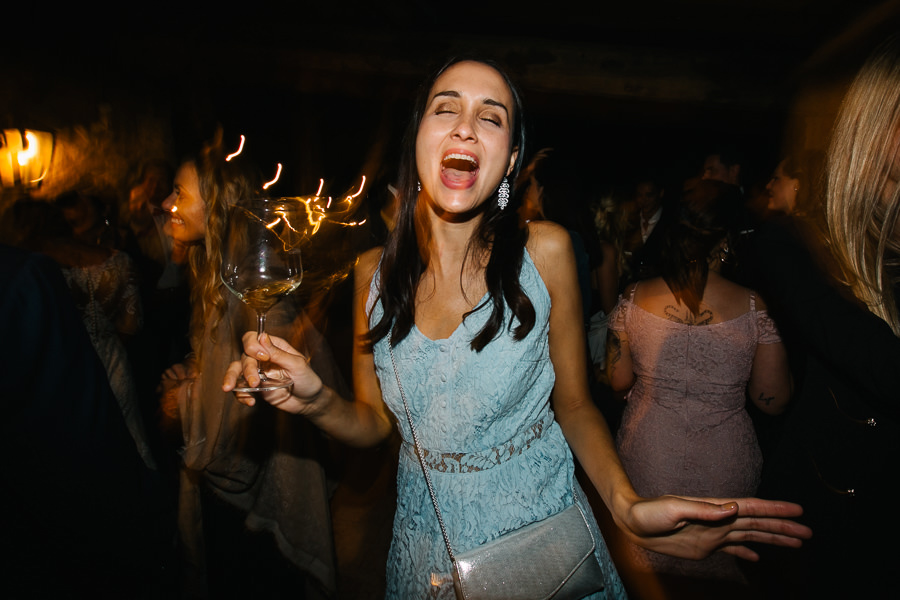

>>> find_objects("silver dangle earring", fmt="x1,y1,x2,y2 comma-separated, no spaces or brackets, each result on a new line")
417,181,422,192
497,177,510,210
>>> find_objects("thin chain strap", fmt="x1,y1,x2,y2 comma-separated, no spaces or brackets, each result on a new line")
388,342,457,563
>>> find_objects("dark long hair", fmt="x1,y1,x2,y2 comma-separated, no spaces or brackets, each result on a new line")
660,179,742,315
364,57,532,352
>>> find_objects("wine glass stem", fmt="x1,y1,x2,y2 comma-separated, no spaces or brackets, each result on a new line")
256,311,268,382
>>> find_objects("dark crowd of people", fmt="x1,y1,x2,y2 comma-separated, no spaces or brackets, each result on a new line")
3,32,900,600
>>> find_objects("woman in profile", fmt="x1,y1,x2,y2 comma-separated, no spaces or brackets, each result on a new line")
158,134,343,598
765,156,805,217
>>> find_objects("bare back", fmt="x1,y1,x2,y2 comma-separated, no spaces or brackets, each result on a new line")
626,272,764,325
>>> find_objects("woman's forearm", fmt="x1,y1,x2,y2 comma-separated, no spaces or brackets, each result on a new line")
300,384,394,448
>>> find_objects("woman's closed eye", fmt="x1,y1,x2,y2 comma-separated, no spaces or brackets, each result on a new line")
480,112,502,126
433,101,457,116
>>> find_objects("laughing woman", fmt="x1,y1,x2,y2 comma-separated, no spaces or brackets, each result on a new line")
225,58,810,599
158,137,343,598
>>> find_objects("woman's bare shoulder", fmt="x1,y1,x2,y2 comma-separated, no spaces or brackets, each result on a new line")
706,274,765,313
751,289,769,311
525,221,578,299
355,246,383,292
525,220,572,263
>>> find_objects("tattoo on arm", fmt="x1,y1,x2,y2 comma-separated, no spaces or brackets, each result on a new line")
607,331,623,366
756,392,775,406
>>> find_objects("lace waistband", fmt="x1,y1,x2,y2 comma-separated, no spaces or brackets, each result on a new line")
401,411,555,473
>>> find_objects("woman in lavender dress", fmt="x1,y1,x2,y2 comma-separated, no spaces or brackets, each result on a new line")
608,180,792,590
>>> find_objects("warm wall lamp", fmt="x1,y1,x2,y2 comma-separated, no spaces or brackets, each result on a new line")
0,129,54,189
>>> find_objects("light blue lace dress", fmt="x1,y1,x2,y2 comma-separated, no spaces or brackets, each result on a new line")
368,250,626,599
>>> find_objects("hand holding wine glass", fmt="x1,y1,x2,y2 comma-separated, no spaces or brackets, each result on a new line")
221,196,304,392
224,331,329,416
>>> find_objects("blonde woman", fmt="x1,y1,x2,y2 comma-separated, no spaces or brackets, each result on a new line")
159,135,343,598
751,33,900,599
826,37,900,333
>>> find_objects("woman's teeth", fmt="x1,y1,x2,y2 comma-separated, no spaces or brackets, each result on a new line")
442,153,478,171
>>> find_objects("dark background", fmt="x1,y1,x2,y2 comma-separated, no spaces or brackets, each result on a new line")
4,1,900,203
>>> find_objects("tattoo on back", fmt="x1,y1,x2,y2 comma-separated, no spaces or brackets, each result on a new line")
664,305,713,325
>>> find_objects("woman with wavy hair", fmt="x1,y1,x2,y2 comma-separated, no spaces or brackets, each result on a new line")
159,133,343,598
225,58,810,599
751,33,900,599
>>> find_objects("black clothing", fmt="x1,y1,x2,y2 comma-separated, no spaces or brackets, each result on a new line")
624,206,675,285
749,218,900,599
0,245,172,597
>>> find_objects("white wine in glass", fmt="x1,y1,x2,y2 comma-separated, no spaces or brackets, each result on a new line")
221,197,304,393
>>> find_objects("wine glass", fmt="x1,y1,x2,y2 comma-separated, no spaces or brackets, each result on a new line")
221,196,304,392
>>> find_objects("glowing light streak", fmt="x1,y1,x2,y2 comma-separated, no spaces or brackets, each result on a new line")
297,195,328,236
275,209,302,235
350,175,366,199
1,129,52,188
17,131,38,166
226,135,245,161
262,176,368,239
263,163,282,189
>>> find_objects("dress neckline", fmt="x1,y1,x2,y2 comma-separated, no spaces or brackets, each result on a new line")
412,290,491,343
407,249,540,343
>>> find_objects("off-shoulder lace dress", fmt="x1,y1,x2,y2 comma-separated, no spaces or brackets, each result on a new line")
368,250,626,600
609,286,781,581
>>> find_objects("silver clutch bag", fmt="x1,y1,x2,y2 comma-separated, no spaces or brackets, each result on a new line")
451,502,605,600
390,344,606,600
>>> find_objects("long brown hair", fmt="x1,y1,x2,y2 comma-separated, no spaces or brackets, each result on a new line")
184,133,261,359
364,57,532,352
660,180,742,315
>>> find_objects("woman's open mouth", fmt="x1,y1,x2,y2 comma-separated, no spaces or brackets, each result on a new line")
440,151,479,189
